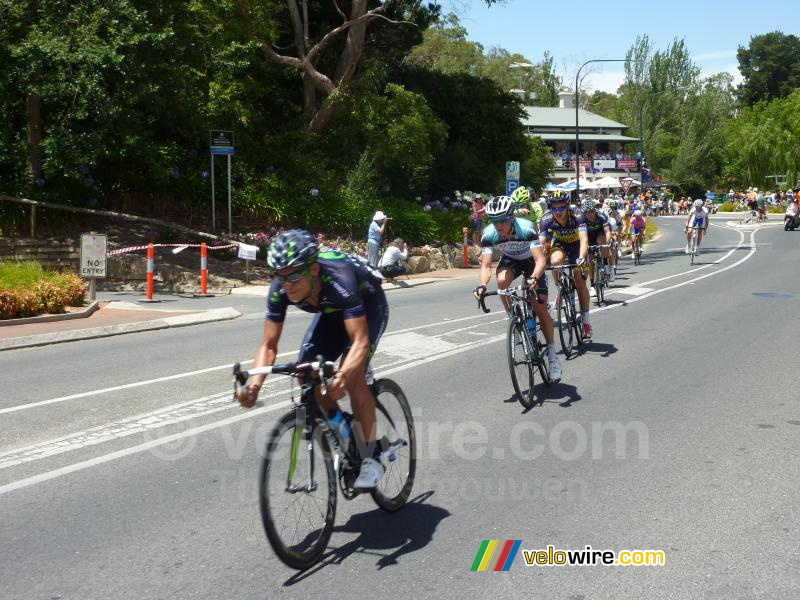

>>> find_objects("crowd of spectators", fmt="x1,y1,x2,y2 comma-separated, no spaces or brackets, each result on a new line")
552,151,637,161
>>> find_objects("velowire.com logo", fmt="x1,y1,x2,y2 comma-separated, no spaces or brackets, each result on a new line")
469,540,522,572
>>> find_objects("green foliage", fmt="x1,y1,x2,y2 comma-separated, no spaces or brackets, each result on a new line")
521,136,554,195
0,261,85,319
737,32,800,106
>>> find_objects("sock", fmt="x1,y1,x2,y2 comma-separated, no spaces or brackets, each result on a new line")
581,310,590,325
547,343,556,357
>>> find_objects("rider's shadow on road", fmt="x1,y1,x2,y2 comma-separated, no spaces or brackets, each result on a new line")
284,491,449,584
574,341,618,359
538,381,583,408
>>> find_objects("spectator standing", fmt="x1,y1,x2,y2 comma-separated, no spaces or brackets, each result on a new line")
471,194,485,245
379,237,409,279
367,210,389,268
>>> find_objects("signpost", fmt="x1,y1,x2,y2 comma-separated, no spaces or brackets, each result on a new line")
210,130,234,234
620,177,638,195
505,161,520,197
80,233,107,301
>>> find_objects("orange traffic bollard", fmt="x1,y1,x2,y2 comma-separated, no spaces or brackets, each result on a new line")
146,243,154,300
200,242,208,296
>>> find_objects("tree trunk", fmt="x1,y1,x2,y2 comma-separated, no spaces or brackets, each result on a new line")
308,92,345,134
26,92,43,182
302,71,316,116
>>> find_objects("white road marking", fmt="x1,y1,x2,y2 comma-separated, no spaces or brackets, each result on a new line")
612,286,655,296
0,332,505,496
1,312,501,415
0,226,764,494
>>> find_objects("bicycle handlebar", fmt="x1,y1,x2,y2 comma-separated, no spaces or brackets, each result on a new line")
232,358,337,401
478,284,544,313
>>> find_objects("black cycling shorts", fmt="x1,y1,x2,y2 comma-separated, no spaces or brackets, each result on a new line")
298,286,389,364
497,256,549,295
550,241,581,266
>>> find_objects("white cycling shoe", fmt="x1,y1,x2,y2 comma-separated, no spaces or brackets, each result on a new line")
548,354,562,382
354,457,384,489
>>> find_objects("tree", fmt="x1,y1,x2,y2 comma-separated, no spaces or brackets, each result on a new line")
587,91,619,121
234,0,435,134
737,31,800,106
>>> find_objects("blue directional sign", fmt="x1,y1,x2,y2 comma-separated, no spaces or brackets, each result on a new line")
210,130,234,156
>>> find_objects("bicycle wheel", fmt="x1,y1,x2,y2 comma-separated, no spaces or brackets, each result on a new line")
569,279,584,345
593,266,605,307
507,317,536,408
370,378,417,512
557,284,574,358
534,322,552,386
259,409,337,570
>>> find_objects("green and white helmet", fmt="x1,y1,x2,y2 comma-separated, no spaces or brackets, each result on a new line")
581,199,597,211
510,186,530,204
266,229,319,271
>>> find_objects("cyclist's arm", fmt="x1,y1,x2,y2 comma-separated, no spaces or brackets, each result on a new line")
578,228,589,263
238,319,283,407
478,250,493,289
531,243,547,282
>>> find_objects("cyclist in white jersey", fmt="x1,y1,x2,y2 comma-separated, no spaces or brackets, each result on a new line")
684,199,709,254
473,195,562,381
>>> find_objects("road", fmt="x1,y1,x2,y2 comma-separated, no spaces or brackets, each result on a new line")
1,216,799,599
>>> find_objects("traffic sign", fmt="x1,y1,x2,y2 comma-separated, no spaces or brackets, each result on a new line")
505,161,520,180
506,179,519,196
210,130,234,155
619,178,637,194
80,233,107,278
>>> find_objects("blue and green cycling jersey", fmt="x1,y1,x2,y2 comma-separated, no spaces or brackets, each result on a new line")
480,217,541,260
266,249,383,323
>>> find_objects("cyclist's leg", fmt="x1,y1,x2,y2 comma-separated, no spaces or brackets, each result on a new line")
298,314,349,413
496,257,516,313
696,227,704,246
569,245,590,312
342,290,389,453
549,246,566,296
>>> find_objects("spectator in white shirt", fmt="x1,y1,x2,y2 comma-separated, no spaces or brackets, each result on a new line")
380,237,409,279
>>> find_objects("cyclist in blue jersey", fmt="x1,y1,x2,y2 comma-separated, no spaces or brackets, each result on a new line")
473,195,562,380
236,229,388,489
539,192,593,339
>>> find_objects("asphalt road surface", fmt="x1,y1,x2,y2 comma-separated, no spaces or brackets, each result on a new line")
1,216,799,599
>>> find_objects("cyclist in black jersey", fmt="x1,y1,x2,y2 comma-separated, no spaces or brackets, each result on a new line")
539,192,593,339
581,198,614,288
236,229,388,489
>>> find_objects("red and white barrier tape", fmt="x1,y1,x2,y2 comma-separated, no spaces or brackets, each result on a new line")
107,242,239,256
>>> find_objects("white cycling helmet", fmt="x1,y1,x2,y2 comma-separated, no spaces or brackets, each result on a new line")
693,199,704,208
633,209,643,216
485,195,515,220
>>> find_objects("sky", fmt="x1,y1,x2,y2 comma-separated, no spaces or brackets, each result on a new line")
451,0,795,94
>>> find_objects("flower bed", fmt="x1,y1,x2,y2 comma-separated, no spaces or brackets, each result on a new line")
0,261,86,319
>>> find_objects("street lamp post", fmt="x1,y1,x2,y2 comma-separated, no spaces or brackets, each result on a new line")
575,59,642,196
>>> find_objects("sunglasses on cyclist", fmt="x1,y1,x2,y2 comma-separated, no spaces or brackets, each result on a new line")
490,216,513,224
551,205,568,212
275,267,310,284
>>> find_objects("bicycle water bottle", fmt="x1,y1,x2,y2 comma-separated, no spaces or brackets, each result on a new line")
526,316,536,335
327,410,352,445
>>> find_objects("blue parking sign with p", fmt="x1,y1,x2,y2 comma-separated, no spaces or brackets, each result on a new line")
506,179,519,196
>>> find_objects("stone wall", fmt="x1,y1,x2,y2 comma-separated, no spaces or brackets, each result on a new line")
403,243,498,274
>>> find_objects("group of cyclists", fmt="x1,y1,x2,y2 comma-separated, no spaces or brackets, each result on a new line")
232,184,716,492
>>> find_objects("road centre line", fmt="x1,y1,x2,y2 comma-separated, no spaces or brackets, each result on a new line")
1,312,499,415
0,224,750,417
0,228,762,496
0,332,505,497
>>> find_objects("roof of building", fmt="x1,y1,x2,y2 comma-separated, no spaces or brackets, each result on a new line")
522,107,630,130
531,133,640,142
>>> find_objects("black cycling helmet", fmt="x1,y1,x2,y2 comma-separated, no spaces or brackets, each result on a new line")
267,229,319,271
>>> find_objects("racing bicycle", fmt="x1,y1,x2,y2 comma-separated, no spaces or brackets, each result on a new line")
478,284,551,408
233,359,416,569
548,264,585,358
588,243,612,306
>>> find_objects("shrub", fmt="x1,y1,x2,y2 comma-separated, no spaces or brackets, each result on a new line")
0,262,85,319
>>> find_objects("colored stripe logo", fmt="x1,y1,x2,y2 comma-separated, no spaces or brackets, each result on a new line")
470,540,522,572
